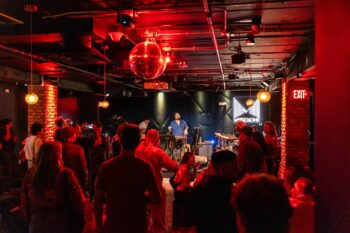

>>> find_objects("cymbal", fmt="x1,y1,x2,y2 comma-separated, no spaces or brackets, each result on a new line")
214,132,229,140
214,132,238,140
175,136,187,139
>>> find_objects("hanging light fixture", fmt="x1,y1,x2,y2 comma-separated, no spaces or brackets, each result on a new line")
257,89,271,103
246,60,255,107
24,4,39,105
99,45,109,109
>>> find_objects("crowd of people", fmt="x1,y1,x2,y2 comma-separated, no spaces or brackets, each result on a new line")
0,116,314,233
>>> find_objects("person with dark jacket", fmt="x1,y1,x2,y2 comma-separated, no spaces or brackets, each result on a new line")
54,116,66,142
238,126,266,176
94,124,160,233
61,126,88,191
192,150,240,233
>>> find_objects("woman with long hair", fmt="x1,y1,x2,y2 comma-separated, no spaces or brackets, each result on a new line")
172,152,197,230
21,141,85,233
263,121,280,175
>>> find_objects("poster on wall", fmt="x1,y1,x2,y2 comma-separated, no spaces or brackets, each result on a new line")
232,97,261,123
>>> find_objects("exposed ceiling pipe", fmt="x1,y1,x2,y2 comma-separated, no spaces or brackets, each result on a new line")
0,44,143,90
202,0,226,89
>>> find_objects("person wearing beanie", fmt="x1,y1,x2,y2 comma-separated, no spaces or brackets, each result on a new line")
61,126,88,190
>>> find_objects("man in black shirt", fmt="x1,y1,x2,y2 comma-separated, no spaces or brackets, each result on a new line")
192,150,240,233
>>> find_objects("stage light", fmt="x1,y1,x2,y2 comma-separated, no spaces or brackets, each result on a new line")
117,14,135,28
262,80,270,87
251,16,261,34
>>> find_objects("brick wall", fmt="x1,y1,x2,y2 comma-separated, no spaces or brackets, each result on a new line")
27,82,57,141
279,79,310,179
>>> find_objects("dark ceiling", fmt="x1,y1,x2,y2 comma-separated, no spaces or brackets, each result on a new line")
0,0,314,93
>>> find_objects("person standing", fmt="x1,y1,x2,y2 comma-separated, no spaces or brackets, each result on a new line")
94,124,160,233
135,129,178,233
237,126,265,176
263,121,279,175
234,174,292,233
23,123,44,169
168,112,189,161
192,150,240,233
20,141,85,233
61,126,88,191
54,116,66,142
168,112,188,137
0,119,17,176
139,118,151,135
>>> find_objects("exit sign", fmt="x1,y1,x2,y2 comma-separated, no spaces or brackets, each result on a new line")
291,89,309,100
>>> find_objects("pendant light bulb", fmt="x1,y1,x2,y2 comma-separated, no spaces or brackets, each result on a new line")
246,98,255,107
25,92,39,105
25,5,39,105
257,90,271,103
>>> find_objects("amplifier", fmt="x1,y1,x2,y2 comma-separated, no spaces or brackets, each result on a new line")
198,142,213,159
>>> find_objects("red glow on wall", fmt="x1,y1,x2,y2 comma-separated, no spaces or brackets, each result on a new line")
44,83,57,141
279,82,287,179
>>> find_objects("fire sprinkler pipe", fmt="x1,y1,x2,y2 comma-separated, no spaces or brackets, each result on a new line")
202,0,226,90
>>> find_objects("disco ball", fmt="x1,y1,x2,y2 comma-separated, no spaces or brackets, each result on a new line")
129,41,167,80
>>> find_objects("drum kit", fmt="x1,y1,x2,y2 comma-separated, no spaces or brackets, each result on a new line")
214,132,239,152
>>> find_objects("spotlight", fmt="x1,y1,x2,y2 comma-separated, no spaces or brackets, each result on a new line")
261,80,271,87
251,16,261,34
246,34,255,46
117,14,135,28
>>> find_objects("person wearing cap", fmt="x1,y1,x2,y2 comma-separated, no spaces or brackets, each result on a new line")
135,129,178,233
234,120,247,137
61,126,88,190
237,126,265,177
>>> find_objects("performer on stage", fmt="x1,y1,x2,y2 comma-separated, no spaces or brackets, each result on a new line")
168,112,188,137
168,112,189,161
